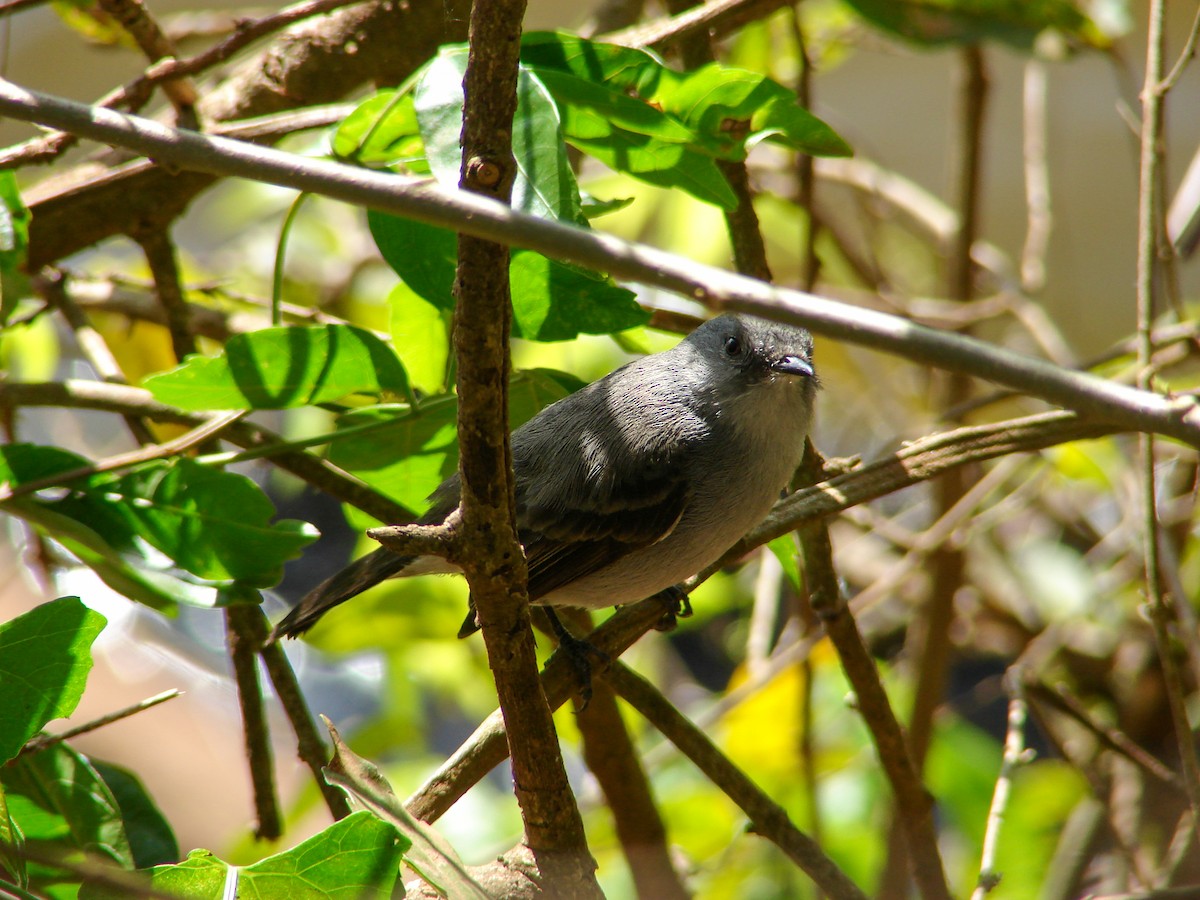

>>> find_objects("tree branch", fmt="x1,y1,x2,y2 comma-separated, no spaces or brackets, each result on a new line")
226,603,281,840
20,0,471,268
602,661,869,900
451,0,599,891
3,80,1195,444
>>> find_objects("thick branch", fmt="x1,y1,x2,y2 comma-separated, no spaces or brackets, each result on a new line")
22,0,470,268
451,0,598,891
3,81,1196,444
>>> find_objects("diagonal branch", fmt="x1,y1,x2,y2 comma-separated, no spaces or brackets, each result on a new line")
2,80,1197,445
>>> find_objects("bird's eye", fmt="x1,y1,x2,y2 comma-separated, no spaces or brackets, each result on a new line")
724,336,742,356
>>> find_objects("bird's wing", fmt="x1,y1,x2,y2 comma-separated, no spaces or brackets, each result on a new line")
518,453,693,600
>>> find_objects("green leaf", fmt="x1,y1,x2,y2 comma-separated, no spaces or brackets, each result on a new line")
766,534,802,592
81,812,405,900
330,402,457,517
0,787,26,888
565,132,738,209
0,597,105,764
415,46,585,224
0,446,215,611
241,811,406,898
328,369,578,517
510,253,648,340
388,282,450,395
368,210,457,308
323,720,485,899
580,192,634,218
0,171,31,274
2,743,133,869
96,459,318,587
532,67,697,145
369,211,646,340
520,31,669,96
331,90,427,171
91,762,178,870
0,447,316,598
520,32,850,203
656,64,853,159
843,0,1106,50
143,324,409,411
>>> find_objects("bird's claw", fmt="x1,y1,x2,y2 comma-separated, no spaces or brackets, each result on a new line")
653,585,692,632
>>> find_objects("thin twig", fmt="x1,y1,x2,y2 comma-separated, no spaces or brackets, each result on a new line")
1020,59,1052,295
0,0,48,15
971,680,1030,898
3,80,1199,444
1024,680,1181,789
603,661,869,900
36,267,156,445
0,379,419,523
95,0,198,119
19,690,181,756
0,410,246,503
405,597,675,823
253,607,352,821
1136,0,1200,843
141,0,365,87
604,0,789,51
800,467,952,900
1159,2,1200,93
226,604,281,840
791,7,820,291
134,228,196,363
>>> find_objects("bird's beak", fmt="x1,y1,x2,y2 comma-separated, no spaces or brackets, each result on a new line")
773,355,814,378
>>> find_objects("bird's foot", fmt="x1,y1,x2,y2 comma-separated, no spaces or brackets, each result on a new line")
652,585,692,632
542,608,608,709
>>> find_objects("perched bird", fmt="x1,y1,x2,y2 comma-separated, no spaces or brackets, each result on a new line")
270,314,817,643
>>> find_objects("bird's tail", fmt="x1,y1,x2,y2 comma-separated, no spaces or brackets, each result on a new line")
268,548,413,642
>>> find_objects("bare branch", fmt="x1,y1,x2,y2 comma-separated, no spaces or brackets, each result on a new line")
2,81,1197,444
20,690,181,756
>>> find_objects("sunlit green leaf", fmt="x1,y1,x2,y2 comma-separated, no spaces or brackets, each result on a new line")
80,812,405,900
328,369,579,516
96,460,318,587
369,210,646,340
416,46,585,224
766,534,802,592
143,325,409,411
388,282,450,395
656,64,853,158
567,132,737,209
2,743,133,870
0,597,105,764
0,447,316,598
509,253,647,340
520,31,669,95
331,90,427,171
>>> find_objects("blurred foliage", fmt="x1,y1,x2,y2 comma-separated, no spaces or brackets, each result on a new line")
7,0,1200,897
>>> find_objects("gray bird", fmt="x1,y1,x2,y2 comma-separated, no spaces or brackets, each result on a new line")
270,314,817,643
